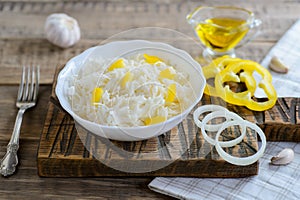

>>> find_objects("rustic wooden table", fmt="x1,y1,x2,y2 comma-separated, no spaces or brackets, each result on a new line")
0,0,299,199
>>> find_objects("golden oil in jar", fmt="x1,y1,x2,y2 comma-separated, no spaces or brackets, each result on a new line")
195,17,249,52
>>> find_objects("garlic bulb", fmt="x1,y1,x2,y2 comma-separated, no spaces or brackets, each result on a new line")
271,148,294,165
45,13,80,48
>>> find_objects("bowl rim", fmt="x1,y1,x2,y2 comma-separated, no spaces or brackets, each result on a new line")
55,39,206,131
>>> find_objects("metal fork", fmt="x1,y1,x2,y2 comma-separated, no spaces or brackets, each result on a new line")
0,66,39,176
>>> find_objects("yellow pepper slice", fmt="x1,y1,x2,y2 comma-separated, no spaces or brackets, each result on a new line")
203,56,242,96
215,60,277,111
211,61,257,101
165,83,176,103
144,116,167,126
203,56,277,111
92,87,104,104
144,54,164,64
239,70,257,96
121,71,133,88
107,59,124,71
159,68,176,80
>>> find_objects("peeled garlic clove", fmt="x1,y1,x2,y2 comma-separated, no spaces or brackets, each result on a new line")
269,56,289,74
271,148,294,165
45,13,80,48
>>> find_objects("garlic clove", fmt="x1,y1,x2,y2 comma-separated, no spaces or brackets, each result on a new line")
271,148,294,165
45,13,80,48
269,56,289,74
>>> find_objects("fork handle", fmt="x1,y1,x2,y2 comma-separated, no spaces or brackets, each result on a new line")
0,108,25,176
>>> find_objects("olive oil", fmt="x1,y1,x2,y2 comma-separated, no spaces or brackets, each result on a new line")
195,17,249,52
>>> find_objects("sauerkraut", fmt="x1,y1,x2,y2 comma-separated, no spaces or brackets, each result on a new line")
69,54,193,127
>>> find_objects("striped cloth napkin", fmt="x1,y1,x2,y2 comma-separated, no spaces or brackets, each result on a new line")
149,142,300,200
148,20,300,200
257,19,300,97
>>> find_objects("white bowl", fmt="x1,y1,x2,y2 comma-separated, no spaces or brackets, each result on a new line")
55,40,206,141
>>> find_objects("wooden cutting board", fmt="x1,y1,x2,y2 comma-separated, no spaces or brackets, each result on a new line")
37,65,300,177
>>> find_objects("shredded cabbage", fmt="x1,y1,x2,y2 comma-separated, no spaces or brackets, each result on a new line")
68,54,193,127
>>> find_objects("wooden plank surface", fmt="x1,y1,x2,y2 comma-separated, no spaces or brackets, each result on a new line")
0,0,300,199
38,94,300,178
37,66,259,177
0,39,274,84
38,97,259,178
0,0,298,84
38,103,260,177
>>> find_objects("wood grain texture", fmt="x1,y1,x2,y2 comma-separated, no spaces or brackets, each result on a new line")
38,81,300,178
0,0,298,84
38,101,258,177
38,59,300,178
39,65,260,177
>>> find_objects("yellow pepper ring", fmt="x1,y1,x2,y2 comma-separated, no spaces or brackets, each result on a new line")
215,62,257,99
215,60,277,111
203,56,245,96
239,70,257,95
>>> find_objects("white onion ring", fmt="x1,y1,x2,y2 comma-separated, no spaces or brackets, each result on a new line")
193,104,230,132
215,120,266,166
200,110,246,147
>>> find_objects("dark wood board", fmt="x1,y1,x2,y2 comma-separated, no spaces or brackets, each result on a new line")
37,65,262,178
38,61,300,177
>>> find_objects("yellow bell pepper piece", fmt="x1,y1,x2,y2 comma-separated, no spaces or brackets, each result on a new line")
144,54,164,64
239,70,257,95
159,68,176,80
203,56,241,96
203,56,277,111
144,116,167,126
215,60,277,111
92,87,104,104
165,83,176,103
107,59,124,71
121,71,133,88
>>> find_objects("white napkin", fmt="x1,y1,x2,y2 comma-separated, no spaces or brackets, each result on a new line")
148,19,300,200
149,142,300,200
256,19,300,97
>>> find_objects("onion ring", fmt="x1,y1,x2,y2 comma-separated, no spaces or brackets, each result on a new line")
193,104,230,132
215,120,266,166
200,110,246,147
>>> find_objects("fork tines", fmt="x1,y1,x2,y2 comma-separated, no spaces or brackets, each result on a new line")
17,66,40,102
